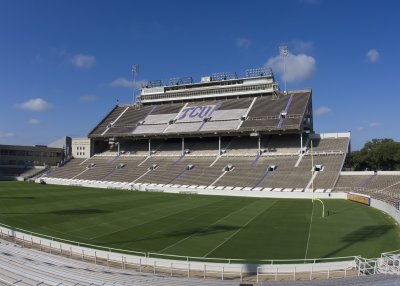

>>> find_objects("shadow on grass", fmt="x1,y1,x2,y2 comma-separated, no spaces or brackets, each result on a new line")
50,209,110,215
322,225,394,258
166,224,240,237
0,196,36,200
97,224,240,245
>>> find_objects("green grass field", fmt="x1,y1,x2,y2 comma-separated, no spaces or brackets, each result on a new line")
0,181,399,261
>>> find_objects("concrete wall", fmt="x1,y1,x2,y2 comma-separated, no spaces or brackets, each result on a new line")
371,198,400,224
41,177,347,200
72,138,91,158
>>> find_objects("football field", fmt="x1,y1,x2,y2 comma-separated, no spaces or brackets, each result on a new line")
0,181,399,261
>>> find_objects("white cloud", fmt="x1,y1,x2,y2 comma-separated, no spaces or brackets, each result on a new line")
235,37,252,48
0,131,14,138
69,54,96,69
266,52,316,83
357,120,380,131
291,40,314,54
369,121,380,128
366,49,380,63
16,98,53,112
80,95,97,102
28,119,41,125
109,78,145,89
315,106,331,116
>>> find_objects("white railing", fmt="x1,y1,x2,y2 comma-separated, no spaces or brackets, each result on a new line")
380,249,400,274
0,222,359,282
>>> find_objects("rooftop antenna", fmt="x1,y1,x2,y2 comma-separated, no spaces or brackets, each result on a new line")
279,45,288,94
132,64,139,103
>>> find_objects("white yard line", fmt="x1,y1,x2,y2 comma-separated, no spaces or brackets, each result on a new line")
304,201,315,260
158,200,266,253
86,198,226,240
203,201,277,258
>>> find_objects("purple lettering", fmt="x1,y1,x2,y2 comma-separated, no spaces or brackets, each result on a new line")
177,104,219,121
189,106,203,118
178,107,194,120
198,106,212,118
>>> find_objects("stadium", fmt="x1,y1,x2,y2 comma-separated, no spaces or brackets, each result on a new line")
1,67,400,285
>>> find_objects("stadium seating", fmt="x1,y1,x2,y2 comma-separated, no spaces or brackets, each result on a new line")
334,173,400,206
44,135,349,191
89,106,127,136
0,240,239,286
88,92,311,138
42,87,356,194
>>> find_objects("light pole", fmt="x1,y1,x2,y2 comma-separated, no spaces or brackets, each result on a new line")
279,46,288,94
132,64,139,103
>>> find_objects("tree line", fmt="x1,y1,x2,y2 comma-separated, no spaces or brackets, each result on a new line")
345,139,400,171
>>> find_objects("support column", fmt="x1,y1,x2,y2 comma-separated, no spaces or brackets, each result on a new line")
117,141,120,156
258,136,261,155
218,136,221,155
182,137,185,156
148,139,151,156
300,132,303,154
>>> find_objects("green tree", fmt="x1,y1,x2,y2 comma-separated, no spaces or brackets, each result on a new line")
352,139,400,171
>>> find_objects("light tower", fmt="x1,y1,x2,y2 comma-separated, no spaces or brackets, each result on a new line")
279,46,288,94
132,64,139,103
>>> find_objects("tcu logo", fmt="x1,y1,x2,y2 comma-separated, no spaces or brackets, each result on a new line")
178,104,219,120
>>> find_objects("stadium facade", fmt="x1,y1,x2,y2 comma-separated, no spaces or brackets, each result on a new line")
41,68,351,193
0,144,64,180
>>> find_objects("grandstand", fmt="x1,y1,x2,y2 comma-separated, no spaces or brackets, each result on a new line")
37,66,400,224
334,171,400,207
42,68,352,193
35,65,400,205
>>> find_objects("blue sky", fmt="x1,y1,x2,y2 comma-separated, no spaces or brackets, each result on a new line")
0,0,399,150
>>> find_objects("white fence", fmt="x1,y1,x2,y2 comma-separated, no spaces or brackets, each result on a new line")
0,222,358,282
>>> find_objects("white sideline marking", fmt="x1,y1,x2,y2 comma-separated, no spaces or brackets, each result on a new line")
203,201,276,258
87,197,227,241
304,201,315,260
159,200,268,253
